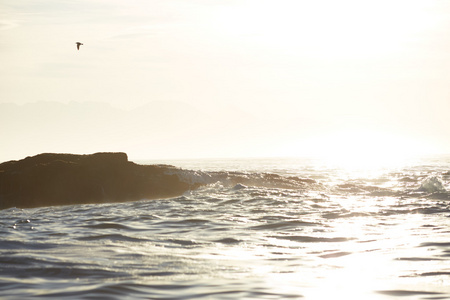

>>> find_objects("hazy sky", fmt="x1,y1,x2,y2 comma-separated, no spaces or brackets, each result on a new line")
1,0,450,163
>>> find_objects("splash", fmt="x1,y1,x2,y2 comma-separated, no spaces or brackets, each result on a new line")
418,176,446,193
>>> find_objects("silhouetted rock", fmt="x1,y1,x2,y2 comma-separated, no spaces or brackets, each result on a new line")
0,152,195,209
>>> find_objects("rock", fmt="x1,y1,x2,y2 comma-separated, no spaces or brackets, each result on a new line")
0,152,194,209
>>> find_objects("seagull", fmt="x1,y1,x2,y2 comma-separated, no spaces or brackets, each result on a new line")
76,42,83,50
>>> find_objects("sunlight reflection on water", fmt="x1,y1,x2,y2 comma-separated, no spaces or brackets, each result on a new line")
2,156,450,299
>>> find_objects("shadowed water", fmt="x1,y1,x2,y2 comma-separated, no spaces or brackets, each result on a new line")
1,156,450,299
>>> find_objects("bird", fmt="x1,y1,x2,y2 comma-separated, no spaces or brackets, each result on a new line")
76,42,83,50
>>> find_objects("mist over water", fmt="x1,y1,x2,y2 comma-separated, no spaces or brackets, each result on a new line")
1,156,450,299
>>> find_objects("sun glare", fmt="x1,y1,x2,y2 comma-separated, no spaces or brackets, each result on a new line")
212,0,438,59
298,129,437,172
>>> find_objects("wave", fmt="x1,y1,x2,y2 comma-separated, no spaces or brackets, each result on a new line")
250,220,319,230
166,167,450,203
418,176,447,193
80,223,146,231
165,168,320,191
376,290,445,297
271,235,355,243
76,234,150,243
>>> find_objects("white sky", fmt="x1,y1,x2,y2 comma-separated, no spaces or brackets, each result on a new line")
1,0,450,163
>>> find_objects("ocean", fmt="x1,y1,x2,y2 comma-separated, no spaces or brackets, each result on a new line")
1,156,450,299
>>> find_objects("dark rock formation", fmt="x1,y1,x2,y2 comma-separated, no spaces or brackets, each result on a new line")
0,152,194,209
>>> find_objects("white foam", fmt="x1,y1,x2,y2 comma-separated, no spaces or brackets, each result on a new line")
419,176,446,193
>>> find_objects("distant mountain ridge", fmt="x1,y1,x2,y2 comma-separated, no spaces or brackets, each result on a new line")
0,101,210,160
0,100,284,161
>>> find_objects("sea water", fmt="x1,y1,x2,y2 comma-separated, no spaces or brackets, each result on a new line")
1,156,450,299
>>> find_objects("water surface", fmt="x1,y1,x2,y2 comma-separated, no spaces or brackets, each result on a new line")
1,156,450,299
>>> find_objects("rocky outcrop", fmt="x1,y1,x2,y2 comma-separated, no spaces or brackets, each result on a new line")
0,152,195,209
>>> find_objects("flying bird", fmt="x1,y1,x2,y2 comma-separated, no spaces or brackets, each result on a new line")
76,42,83,50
